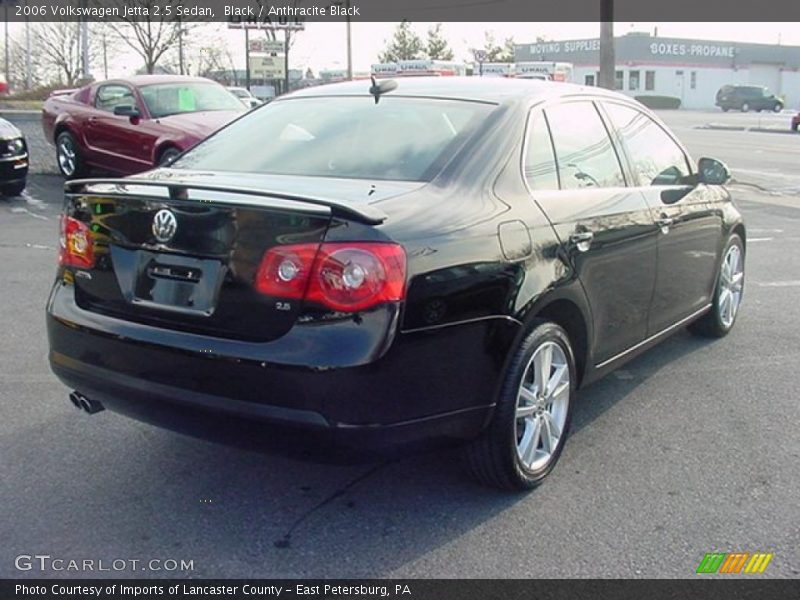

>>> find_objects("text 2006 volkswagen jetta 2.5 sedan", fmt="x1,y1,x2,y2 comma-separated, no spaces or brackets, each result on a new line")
47,78,745,490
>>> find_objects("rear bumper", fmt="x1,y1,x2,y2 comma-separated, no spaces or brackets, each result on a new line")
47,282,519,451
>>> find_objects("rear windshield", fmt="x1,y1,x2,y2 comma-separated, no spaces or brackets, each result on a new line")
172,96,494,182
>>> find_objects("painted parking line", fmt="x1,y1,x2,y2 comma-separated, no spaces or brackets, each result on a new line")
748,237,773,242
755,281,800,287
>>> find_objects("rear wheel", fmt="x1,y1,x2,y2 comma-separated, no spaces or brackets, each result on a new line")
56,131,85,179
721,106,730,112
689,234,744,338
741,102,750,112
463,321,575,490
158,147,181,167
1,181,26,196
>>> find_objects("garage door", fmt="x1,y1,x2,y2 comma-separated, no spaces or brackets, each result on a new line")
748,63,782,94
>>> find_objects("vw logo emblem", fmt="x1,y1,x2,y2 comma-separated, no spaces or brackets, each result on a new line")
152,209,178,243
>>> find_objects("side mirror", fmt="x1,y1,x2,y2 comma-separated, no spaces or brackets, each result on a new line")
113,105,141,120
697,157,730,185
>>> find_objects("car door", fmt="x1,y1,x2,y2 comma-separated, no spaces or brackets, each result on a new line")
523,100,659,365
84,83,153,174
600,101,723,335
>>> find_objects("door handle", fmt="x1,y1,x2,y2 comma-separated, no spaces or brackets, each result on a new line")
569,231,594,252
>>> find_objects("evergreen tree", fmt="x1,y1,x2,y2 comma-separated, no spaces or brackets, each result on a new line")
425,24,454,61
378,21,424,62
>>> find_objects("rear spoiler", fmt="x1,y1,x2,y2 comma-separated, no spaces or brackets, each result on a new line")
49,88,78,97
64,177,387,225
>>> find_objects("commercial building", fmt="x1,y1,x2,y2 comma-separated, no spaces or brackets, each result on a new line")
515,32,800,110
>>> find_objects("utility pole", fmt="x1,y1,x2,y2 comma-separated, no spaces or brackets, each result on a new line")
178,19,184,75
24,9,31,90
80,20,90,80
284,29,290,94
345,0,352,80
102,31,108,79
4,4,9,91
598,0,615,90
244,27,250,90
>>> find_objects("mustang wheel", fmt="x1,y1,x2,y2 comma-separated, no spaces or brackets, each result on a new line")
158,148,181,167
56,131,85,179
690,234,744,338
464,321,575,490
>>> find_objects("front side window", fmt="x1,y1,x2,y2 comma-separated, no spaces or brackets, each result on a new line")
95,84,136,112
523,112,559,191
603,103,691,187
174,96,493,182
139,83,244,118
544,101,625,190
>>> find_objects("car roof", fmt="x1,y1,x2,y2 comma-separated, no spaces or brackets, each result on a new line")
285,76,622,104
106,75,218,88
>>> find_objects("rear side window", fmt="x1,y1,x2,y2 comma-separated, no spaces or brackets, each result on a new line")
523,112,559,191
95,84,136,112
544,101,626,190
174,96,493,182
603,103,691,186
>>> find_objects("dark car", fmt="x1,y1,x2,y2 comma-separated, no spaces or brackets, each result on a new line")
47,78,745,490
41,75,245,179
715,84,783,112
0,117,29,196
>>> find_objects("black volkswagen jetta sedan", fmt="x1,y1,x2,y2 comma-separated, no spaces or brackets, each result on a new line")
47,78,744,490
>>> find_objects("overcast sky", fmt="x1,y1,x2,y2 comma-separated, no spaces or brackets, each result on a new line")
6,21,800,78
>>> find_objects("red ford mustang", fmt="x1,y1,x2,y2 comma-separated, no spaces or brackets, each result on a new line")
42,75,246,178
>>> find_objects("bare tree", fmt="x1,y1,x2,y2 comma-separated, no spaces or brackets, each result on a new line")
108,0,182,74
32,22,84,86
7,35,44,90
91,23,120,80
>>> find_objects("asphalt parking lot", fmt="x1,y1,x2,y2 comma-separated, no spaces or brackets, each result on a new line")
1,111,799,579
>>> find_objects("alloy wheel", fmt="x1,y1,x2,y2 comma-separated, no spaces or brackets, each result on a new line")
718,244,744,328
58,137,76,176
515,341,570,471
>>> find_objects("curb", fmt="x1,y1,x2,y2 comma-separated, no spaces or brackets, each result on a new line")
697,124,798,135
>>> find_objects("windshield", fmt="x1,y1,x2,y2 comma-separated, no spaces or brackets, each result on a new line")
140,83,244,118
172,96,493,182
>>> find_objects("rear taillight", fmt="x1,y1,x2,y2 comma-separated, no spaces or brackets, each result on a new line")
59,215,94,269
256,242,406,312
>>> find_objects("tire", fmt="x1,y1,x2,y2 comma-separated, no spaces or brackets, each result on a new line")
689,234,745,338
157,147,181,167
721,107,729,112
741,102,750,112
463,320,576,491
1,181,26,196
56,131,85,179
774,102,783,113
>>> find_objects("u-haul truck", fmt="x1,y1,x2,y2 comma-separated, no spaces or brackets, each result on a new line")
514,62,573,82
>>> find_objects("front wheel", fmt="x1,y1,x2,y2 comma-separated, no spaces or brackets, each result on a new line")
774,102,784,113
689,234,744,338
1,181,26,196
741,102,750,112
56,131,85,179
463,321,575,490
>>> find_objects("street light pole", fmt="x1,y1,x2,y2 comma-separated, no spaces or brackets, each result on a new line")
345,0,352,80
244,27,250,91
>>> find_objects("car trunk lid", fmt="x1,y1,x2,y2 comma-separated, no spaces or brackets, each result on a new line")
62,175,398,342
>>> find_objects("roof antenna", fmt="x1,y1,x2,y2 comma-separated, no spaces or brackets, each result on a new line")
369,76,397,104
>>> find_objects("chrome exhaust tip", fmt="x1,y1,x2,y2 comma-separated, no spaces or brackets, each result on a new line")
69,391,105,415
